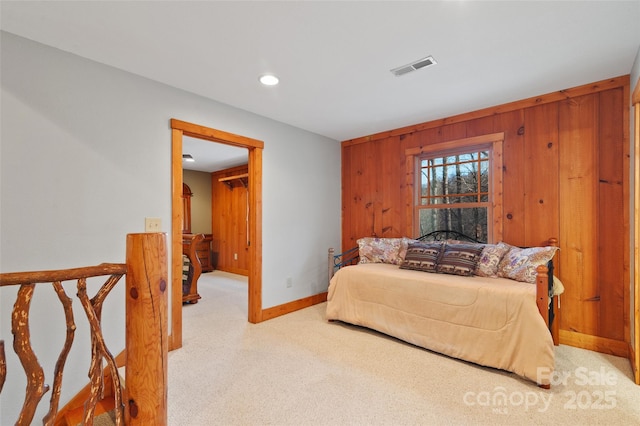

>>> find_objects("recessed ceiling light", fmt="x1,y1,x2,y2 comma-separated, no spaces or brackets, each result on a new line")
182,154,195,162
259,74,279,86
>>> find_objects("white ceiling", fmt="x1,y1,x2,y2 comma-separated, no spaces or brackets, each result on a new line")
183,135,247,173
2,1,639,148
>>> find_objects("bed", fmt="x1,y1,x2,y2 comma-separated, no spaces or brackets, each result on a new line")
326,231,562,387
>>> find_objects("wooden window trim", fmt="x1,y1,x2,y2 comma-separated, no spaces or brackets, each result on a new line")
405,132,504,242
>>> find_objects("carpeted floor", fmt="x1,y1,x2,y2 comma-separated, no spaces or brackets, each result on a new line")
90,411,116,426
167,271,640,425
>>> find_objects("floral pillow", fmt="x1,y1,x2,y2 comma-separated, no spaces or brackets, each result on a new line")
399,242,443,272
475,242,511,277
436,243,484,276
400,237,419,260
357,237,406,265
497,245,559,283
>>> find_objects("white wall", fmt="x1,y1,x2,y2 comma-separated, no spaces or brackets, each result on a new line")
0,31,341,422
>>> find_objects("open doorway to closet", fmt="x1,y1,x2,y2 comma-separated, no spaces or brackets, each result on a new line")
170,119,264,350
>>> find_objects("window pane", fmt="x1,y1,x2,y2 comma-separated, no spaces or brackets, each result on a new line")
460,195,479,203
416,144,496,242
457,153,474,162
480,161,489,192
420,150,490,206
418,207,488,241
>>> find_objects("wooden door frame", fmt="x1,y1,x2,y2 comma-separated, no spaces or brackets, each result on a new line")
632,77,640,385
169,119,264,350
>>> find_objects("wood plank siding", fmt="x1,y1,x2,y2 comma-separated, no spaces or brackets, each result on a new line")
341,75,630,354
211,164,250,276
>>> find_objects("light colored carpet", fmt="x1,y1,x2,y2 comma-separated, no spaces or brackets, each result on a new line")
168,271,640,425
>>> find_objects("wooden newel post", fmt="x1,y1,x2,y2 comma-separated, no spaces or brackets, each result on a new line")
125,233,168,425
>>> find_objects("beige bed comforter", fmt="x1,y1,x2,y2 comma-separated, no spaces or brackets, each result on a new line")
326,263,555,385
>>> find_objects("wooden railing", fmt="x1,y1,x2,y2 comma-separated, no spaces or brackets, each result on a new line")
0,233,168,425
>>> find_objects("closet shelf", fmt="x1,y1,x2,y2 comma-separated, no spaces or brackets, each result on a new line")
219,173,248,189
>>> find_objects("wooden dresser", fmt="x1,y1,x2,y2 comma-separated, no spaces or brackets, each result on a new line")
182,233,214,272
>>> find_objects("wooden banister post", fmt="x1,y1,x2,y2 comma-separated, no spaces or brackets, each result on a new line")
125,233,168,425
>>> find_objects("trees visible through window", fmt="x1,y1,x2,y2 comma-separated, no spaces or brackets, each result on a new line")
417,149,490,241
406,133,503,242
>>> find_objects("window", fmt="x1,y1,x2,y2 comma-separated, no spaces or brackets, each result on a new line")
418,149,490,241
405,133,504,243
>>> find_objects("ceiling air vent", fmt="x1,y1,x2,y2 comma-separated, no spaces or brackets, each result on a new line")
390,55,437,77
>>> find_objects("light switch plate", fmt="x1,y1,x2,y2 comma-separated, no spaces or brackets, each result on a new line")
145,217,161,232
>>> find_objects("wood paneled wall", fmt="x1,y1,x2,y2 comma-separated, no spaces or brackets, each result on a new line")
211,165,249,276
341,76,630,354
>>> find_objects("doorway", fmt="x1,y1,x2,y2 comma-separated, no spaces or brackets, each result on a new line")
170,119,264,350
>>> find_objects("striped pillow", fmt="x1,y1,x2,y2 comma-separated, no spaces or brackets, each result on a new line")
399,242,443,272
436,243,484,276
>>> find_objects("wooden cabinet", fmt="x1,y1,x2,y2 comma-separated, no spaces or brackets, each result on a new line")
183,233,214,272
